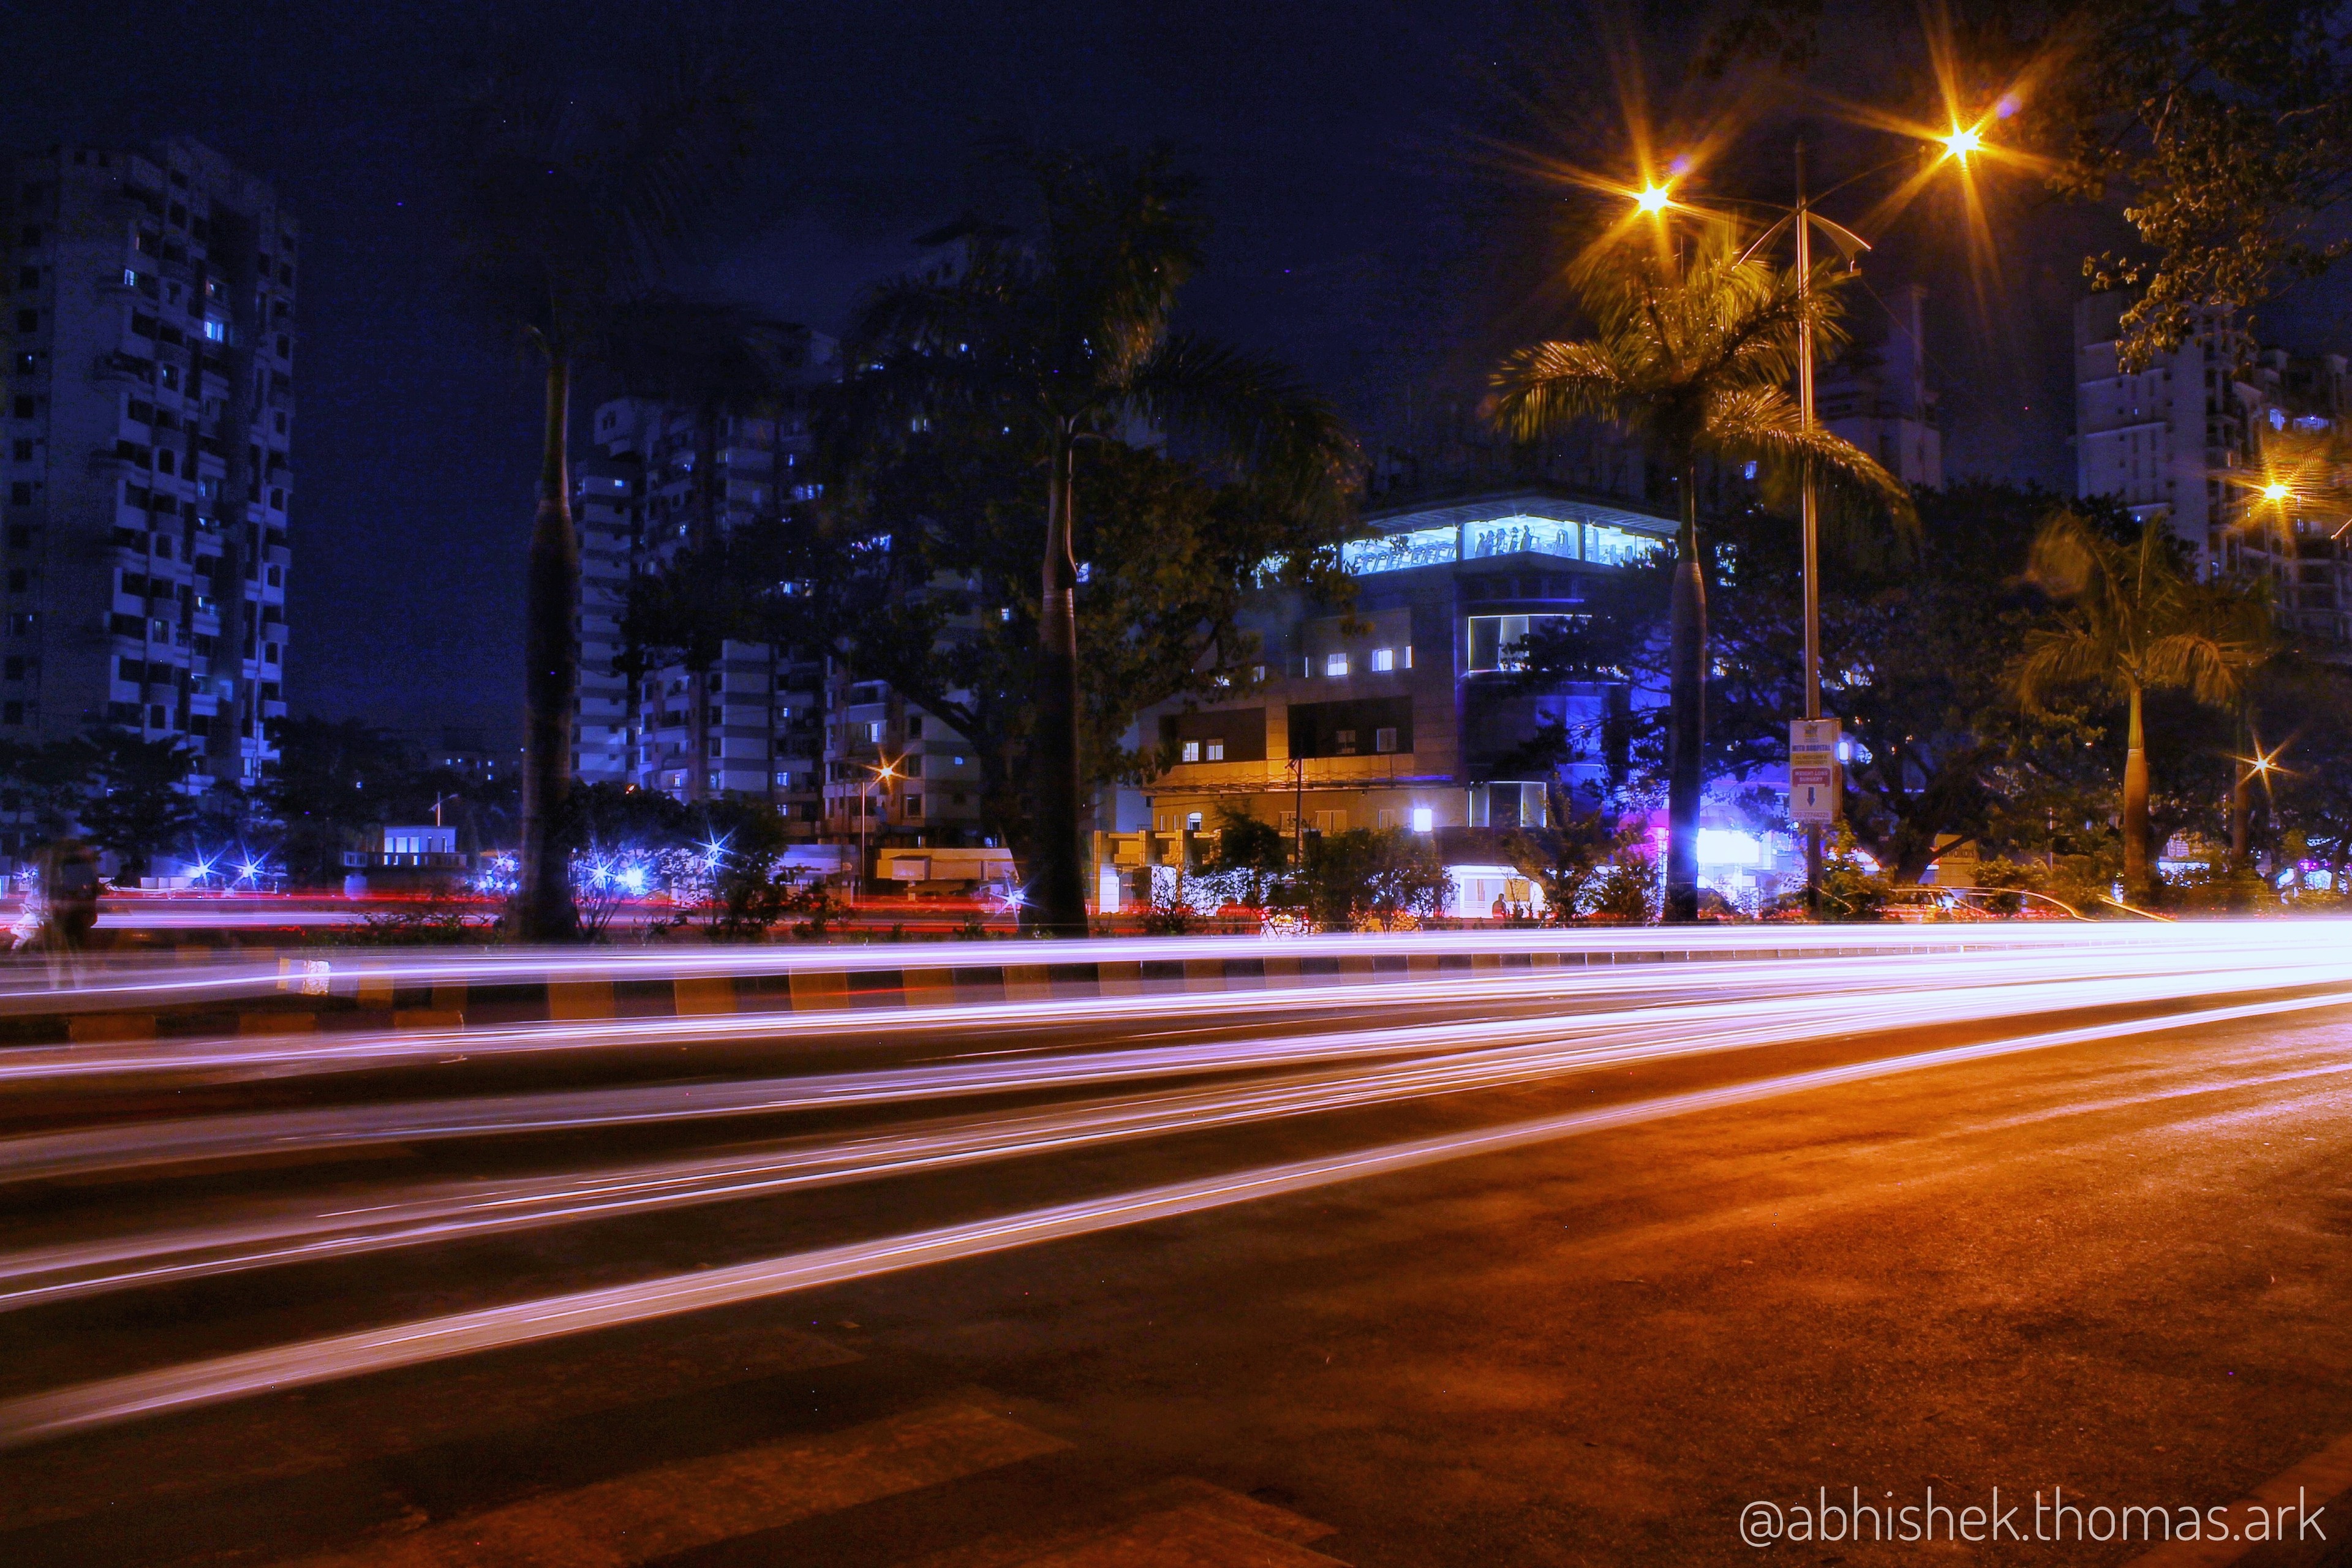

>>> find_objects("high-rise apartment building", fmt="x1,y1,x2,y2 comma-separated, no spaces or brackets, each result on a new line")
1819,284,1943,489
2073,293,2267,567
2075,293,2351,649
570,355,996,851
572,388,829,808
2,138,294,780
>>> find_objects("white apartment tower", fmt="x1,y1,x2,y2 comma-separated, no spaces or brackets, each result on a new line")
573,382,830,817
2073,293,2258,569
1819,283,1943,489
571,353,995,848
2,138,294,780
2075,293,2352,649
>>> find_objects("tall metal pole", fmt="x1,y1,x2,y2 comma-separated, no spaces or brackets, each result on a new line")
1796,142,1825,916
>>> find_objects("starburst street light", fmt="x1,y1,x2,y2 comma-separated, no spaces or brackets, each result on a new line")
2264,481,2294,504
1939,124,1983,162
1635,183,1673,214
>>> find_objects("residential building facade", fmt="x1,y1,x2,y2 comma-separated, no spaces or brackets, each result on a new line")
1819,284,1943,489
2075,293,2352,650
570,358,992,849
1126,488,1774,876
2,138,294,784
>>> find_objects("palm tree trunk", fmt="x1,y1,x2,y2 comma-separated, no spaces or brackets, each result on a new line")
2122,681,2151,900
1664,461,1706,924
518,354,580,941
2228,702,2253,899
1031,432,1088,936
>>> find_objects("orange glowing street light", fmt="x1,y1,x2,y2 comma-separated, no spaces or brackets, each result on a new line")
1622,118,1997,911
854,758,899,908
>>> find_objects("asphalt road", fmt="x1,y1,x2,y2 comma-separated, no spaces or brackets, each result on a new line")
4,930,2352,1565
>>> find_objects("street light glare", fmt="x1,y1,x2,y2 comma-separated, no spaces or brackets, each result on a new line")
2264,481,2293,503
1635,183,1672,215
1940,126,1983,162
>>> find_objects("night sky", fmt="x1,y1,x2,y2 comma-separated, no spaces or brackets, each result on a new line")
10,0,2343,742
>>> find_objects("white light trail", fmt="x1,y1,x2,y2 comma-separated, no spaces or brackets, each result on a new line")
6,948,2337,1184
0,921,2239,1014
5,987,2346,1450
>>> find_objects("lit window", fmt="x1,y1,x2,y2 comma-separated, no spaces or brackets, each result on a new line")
1181,741,1200,763
1411,807,1434,833
1371,647,1395,672
1186,812,1203,831
201,319,225,342
1374,727,1398,753
1205,739,1225,761
1250,664,1265,684
1325,653,1348,677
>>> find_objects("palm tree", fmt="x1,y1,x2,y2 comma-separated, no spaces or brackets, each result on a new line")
847,146,1355,935
452,51,796,939
1488,227,1910,922
2018,511,2256,900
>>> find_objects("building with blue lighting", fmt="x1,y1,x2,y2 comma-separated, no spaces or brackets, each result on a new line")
1126,486,1673,846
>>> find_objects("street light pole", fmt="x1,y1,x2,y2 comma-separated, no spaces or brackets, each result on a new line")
1795,142,1825,917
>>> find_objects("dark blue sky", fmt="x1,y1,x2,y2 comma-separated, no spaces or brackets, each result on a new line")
17,0,2323,741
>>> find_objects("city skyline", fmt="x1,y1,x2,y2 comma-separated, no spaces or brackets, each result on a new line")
23,0,2352,740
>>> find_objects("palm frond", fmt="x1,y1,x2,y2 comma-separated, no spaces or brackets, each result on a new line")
599,297,808,410
1702,385,1915,524
1487,340,1634,441
1122,334,1357,485
2144,632,2248,704
2015,623,2121,711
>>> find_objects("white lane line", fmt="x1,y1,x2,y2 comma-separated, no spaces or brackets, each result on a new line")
2,987,2343,1450
4,962,2320,1182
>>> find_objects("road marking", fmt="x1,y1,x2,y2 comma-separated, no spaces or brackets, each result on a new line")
0,1319,858,1532
8,989,2349,1449
2127,1433,2352,1566
1009,1505,1350,1566
278,1401,1066,1567
899,1478,1344,1567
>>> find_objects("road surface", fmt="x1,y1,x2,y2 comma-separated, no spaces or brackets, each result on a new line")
1,926,2350,1564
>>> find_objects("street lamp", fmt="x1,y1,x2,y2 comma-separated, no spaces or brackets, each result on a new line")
1637,126,1989,911
856,759,897,908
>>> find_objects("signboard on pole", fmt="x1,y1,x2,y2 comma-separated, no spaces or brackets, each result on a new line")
1789,718,1842,826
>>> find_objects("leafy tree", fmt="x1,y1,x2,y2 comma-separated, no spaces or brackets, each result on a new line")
262,718,514,885
1489,224,1910,919
1294,828,1452,931
1507,804,1642,922
815,401,1351,882
72,730,202,877
2016,511,2259,896
449,40,796,938
1198,804,1292,909
1515,484,2139,886
845,144,1356,934
1702,0,2352,367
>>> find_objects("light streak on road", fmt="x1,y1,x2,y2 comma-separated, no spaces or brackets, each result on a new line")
0,940,2289,1090
0,921,2279,1014
4,987,2346,1450
0,944,2277,1090
5,948,2342,1183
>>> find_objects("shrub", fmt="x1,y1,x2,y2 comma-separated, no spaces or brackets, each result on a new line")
1294,827,1452,932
